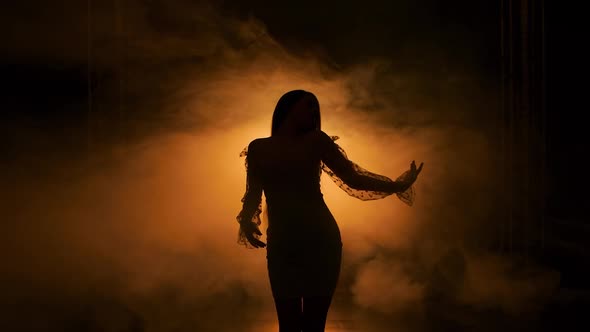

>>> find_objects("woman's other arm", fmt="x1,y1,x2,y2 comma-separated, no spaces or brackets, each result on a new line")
239,140,263,221
236,139,266,248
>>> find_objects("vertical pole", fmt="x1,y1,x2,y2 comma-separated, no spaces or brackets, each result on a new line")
539,0,546,250
521,0,530,258
507,0,514,254
114,0,124,139
499,0,506,253
87,0,92,161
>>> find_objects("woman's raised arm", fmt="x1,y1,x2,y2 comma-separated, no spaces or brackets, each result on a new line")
315,130,420,204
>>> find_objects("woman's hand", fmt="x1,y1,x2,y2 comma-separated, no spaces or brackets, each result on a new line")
398,160,424,191
241,222,266,248
408,160,424,182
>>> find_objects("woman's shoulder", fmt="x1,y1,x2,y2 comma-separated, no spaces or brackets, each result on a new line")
246,130,334,154
246,136,278,157
247,137,267,153
309,129,332,141
307,130,337,149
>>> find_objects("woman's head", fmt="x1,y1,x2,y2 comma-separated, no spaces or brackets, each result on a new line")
271,90,321,136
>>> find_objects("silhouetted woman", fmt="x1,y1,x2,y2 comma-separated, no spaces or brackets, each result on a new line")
236,90,423,332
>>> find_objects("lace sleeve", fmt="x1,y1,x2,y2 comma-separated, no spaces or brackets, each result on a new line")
236,141,264,248
320,135,415,206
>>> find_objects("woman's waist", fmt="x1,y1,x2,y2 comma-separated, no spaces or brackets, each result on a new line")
265,206,340,242
265,191,325,207
266,199,332,220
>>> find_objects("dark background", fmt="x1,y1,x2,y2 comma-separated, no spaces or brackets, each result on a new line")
545,0,588,219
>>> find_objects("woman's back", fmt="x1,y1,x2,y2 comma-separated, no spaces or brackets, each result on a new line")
254,131,325,202
254,132,343,302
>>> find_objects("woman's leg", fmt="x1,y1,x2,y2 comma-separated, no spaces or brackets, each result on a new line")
272,296,302,332
301,295,333,332
300,243,341,331
267,249,303,331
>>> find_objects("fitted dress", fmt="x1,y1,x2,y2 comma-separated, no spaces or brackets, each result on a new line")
236,132,415,298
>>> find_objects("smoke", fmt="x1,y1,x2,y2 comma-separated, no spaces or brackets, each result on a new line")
1,0,559,331
458,253,559,314
352,256,425,314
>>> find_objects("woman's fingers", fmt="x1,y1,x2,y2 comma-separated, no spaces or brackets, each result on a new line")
417,162,424,174
249,237,266,248
410,161,424,176
246,232,266,248
243,222,262,235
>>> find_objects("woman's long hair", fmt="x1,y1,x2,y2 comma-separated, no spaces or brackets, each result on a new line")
271,90,321,136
